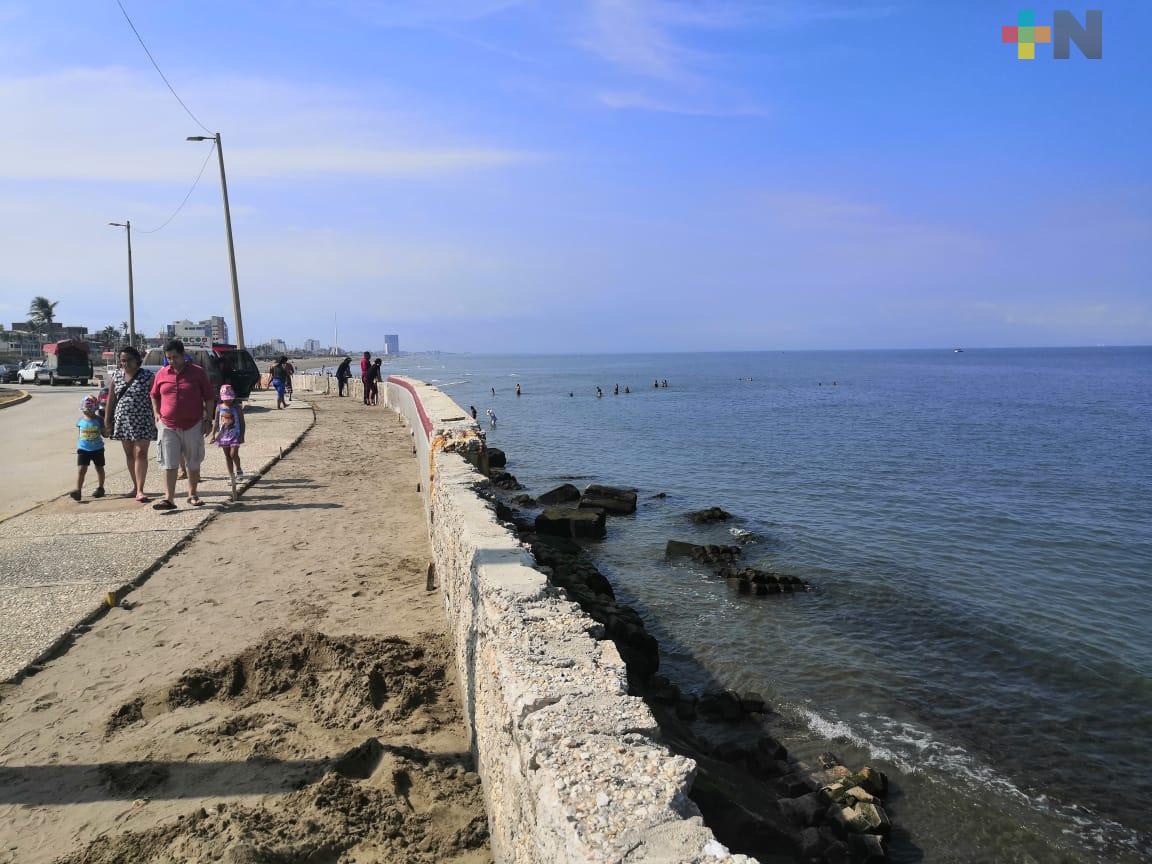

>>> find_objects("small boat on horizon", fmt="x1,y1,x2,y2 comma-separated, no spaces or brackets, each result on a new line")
954,348,965,353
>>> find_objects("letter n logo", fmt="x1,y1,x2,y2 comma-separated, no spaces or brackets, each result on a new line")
1053,10,1103,59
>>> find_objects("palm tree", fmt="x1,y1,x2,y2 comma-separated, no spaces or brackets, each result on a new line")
27,297,59,335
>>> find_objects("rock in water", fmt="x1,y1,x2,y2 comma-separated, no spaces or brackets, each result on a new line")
580,484,638,515
538,483,581,505
535,507,607,540
665,540,742,564
687,506,732,523
489,470,523,490
486,447,507,469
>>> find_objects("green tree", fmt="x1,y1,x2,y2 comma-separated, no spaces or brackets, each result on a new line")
94,325,122,349
27,297,59,334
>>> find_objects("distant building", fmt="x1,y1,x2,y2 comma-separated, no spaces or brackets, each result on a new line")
166,316,228,347
8,322,89,341
269,338,288,355
303,338,321,354
384,334,400,356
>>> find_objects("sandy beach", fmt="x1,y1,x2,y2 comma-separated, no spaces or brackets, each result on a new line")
0,395,490,863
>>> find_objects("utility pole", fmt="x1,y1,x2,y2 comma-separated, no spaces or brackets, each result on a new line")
188,133,245,349
108,221,136,348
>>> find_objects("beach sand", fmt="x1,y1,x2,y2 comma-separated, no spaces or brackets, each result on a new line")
0,396,490,864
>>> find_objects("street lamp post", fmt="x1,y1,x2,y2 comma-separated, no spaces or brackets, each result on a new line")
188,133,245,349
108,221,135,349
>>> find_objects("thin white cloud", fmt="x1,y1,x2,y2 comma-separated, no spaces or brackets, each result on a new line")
0,67,539,182
598,89,766,116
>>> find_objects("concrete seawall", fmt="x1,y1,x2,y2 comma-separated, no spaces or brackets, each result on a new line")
294,372,752,864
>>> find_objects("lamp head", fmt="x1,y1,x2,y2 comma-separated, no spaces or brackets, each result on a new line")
186,135,212,141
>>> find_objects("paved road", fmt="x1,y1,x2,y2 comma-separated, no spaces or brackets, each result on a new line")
0,384,112,521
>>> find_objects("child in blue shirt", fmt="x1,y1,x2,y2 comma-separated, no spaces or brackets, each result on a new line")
71,395,106,501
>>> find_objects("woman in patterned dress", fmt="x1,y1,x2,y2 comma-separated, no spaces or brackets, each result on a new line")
103,345,158,503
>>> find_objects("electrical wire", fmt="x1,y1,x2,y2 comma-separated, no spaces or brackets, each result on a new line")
114,0,213,134
137,140,216,234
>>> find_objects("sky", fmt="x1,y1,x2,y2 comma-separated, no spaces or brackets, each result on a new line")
0,1,1149,353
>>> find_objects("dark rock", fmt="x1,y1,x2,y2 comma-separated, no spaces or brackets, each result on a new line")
665,540,742,565
718,689,744,722
651,492,667,499
819,752,844,770
580,484,638,515
777,772,817,797
780,791,825,827
823,839,851,864
647,675,680,703
511,493,538,507
848,833,887,862
687,506,733,523
712,741,754,764
535,507,606,540
486,447,507,468
756,735,787,761
674,695,697,722
490,470,523,490
538,483,581,505
799,826,824,859
741,692,768,714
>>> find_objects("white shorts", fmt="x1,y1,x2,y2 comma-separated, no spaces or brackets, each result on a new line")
157,424,206,471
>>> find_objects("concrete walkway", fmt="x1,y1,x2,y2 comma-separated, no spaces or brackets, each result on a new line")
0,392,313,682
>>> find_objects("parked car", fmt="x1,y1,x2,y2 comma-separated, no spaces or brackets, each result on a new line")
17,360,46,384
0,363,21,383
141,345,261,400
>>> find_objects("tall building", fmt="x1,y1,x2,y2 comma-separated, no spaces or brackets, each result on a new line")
166,316,228,347
303,338,321,353
269,338,288,354
384,334,400,356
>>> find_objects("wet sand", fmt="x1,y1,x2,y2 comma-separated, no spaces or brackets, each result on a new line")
0,396,490,864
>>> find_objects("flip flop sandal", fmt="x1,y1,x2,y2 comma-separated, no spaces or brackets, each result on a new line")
153,499,176,511
188,496,204,507
135,494,151,503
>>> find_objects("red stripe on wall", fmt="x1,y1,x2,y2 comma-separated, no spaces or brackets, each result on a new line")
387,376,434,439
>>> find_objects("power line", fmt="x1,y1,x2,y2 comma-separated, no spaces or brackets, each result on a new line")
137,140,216,234
114,0,212,134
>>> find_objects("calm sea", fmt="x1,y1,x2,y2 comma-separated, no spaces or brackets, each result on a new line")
385,348,1152,863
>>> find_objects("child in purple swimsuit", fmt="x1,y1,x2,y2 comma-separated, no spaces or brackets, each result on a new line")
210,384,245,498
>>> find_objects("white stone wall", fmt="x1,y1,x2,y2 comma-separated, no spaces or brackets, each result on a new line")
296,373,754,864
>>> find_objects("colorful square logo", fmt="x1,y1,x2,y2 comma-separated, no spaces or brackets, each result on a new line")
1002,10,1053,60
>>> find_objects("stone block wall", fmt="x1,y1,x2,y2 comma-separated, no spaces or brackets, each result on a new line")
294,372,753,863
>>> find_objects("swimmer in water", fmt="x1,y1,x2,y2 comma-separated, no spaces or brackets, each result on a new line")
596,387,603,398
516,383,521,396
485,408,497,427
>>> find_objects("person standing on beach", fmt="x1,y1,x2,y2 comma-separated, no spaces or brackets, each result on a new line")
149,339,214,510
360,351,372,405
335,357,352,397
104,345,157,503
369,358,383,405
284,359,296,403
469,405,477,419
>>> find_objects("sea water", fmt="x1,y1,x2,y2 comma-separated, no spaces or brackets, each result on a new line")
386,348,1152,863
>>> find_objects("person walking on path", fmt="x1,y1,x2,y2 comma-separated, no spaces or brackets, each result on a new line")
150,339,215,511
335,357,352,397
210,384,246,501
360,352,372,405
284,360,296,403
71,395,106,501
269,357,289,410
103,345,157,503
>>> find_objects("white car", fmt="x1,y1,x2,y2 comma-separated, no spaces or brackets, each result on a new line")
16,361,45,384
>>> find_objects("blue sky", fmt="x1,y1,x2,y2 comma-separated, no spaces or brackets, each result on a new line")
1,1,1148,352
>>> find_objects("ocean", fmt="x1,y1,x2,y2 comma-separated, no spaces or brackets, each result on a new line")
384,348,1152,863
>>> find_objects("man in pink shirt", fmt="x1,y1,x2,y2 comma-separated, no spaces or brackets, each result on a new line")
149,340,215,510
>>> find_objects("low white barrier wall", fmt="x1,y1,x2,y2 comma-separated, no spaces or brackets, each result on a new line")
384,376,752,864
295,372,750,862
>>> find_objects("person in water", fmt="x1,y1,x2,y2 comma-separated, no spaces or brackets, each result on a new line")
596,386,603,398
624,386,630,394
469,405,478,419
486,408,497,427
613,384,619,396
515,383,521,396
490,387,495,397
